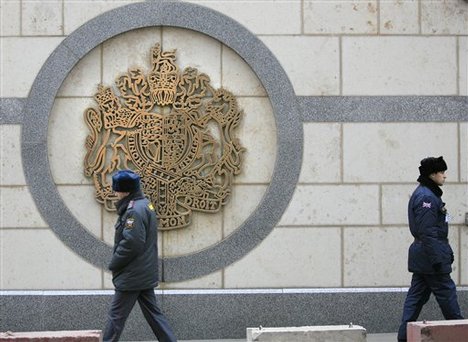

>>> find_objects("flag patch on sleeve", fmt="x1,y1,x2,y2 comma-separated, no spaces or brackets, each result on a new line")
422,202,432,208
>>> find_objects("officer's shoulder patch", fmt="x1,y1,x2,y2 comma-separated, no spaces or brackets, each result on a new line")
125,217,135,229
422,201,432,209
148,203,155,211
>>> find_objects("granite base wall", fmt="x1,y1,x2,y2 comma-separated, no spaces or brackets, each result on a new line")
1,289,468,340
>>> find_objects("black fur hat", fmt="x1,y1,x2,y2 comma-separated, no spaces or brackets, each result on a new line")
112,169,141,193
418,156,447,177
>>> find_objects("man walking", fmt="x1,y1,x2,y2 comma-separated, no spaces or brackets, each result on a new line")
104,169,177,342
397,156,463,341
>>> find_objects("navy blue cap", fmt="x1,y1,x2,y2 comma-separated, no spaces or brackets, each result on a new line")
112,169,141,193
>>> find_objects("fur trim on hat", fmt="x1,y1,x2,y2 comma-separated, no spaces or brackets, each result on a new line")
112,169,141,193
418,156,447,177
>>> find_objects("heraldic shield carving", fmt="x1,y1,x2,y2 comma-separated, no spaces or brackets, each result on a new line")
84,44,245,230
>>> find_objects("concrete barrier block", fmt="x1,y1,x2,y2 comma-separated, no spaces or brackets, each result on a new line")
0,330,102,341
247,325,366,342
408,319,468,342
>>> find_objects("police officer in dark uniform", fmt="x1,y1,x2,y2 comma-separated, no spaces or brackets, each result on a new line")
103,169,177,342
397,156,463,341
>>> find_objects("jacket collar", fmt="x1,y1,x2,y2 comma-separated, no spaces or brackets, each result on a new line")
115,190,145,216
417,175,443,197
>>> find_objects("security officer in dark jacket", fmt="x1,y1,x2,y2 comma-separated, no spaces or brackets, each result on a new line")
103,169,177,342
397,157,463,341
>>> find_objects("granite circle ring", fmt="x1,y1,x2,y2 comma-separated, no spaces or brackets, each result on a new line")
21,1,303,281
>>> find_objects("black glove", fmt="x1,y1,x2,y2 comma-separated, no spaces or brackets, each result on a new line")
433,263,442,272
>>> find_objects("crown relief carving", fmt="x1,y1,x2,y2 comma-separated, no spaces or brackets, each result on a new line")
83,43,245,230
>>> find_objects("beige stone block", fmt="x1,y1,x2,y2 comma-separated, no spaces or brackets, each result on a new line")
461,226,468,285
450,227,460,284
300,123,341,183
63,0,137,35
22,0,62,36
161,271,222,289
344,227,412,286
0,125,26,185
422,0,468,35
461,123,468,182
450,227,460,285
0,37,63,97
444,184,468,225
235,97,276,183
279,185,380,226
344,227,459,286
0,187,47,228
224,227,341,287
380,0,419,34
343,37,457,95
57,46,101,97
103,208,117,245
0,229,101,289
1,0,20,36
343,123,458,182
57,185,102,239
162,211,223,257
382,185,413,225
102,27,162,87
304,0,378,34
103,270,113,289
162,27,221,89
223,184,268,237
48,98,94,185
260,36,339,96
187,0,301,34
460,37,468,96
222,46,266,96
247,326,366,342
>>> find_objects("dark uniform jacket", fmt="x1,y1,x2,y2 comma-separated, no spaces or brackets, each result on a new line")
109,191,159,291
408,183,454,274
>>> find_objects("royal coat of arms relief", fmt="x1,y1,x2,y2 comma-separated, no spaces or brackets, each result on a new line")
84,43,245,230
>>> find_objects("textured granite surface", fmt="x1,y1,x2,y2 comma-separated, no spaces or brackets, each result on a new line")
299,96,468,122
3,96,468,125
1,289,467,340
0,98,25,124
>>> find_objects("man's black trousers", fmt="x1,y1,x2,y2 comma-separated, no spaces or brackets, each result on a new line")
104,288,177,342
397,273,463,341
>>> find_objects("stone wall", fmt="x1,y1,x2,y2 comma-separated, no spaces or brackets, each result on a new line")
0,0,467,293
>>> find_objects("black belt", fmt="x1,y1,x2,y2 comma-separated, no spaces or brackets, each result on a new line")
414,237,448,243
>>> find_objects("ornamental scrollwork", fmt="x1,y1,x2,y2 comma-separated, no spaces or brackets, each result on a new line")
84,43,245,230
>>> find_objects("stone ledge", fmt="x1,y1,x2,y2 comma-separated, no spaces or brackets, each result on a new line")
408,319,468,342
247,325,366,342
0,330,102,342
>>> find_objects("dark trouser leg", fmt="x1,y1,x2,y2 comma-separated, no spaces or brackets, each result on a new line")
427,273,464,320
397,274,431,341
138,289,177,342
103,290,139,342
